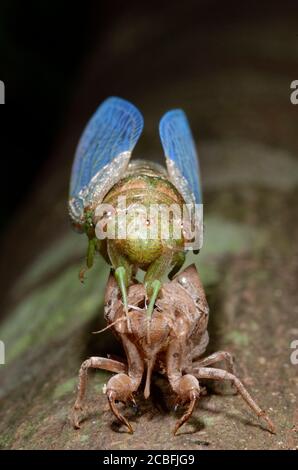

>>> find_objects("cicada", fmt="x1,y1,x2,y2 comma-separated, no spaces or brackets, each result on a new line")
68,97,202,328
70,98,275,435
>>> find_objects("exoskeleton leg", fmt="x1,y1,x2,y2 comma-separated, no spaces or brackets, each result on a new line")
172,375,200,435
190,351,237,394
191,351,236,375
166,339,200,435
72,357,126,429
106,334,144,433
193,366,275,433
106,373,138,433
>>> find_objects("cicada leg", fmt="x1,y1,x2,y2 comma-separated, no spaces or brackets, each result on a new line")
168,251,185,280
144,250,185,343
193,367,276,434
106,334,144,433
107,240,133,331
166,339,200,435
188,351,237,394
79,237,97,283
72,357,127,429
190,350,235,371
144,250,174,317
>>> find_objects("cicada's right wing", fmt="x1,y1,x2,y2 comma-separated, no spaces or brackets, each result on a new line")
159,109,202,205
159,110,203,250
69,97,144,226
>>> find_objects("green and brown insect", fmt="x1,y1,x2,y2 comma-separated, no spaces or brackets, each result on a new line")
70,97,275,436
68,97,203,328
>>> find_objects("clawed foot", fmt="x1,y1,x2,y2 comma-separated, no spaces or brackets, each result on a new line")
106,373,136,434
107,391,134,433
258,410,276,434
72,402,84,429
172,374,200,435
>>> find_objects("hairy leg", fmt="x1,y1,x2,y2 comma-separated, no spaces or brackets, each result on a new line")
193,366,275,433
190,351,237,394
191,351,236,375
72,357,126,428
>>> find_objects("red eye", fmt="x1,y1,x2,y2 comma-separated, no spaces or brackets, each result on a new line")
72,222,84,233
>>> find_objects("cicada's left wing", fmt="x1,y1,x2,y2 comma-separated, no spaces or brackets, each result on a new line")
69,96,144,225
159,109,202,205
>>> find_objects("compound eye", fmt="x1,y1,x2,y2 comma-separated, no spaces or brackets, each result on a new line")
72,222,84,233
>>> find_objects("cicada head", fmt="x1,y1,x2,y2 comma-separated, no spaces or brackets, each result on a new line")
69,205,96,239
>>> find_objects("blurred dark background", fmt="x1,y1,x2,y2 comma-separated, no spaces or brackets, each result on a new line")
0,0,98,223
0,0,297,223
0,0,297,313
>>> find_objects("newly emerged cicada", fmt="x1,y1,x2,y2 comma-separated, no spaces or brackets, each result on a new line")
68,97,203,327
69,98,275,435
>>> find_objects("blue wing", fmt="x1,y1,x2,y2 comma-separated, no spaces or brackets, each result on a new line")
69,97,144,222
159,110,202,204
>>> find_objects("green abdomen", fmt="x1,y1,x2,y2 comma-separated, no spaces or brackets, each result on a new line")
102,162,185,268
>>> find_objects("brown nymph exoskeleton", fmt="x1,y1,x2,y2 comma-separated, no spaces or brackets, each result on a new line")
72,264,275,435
